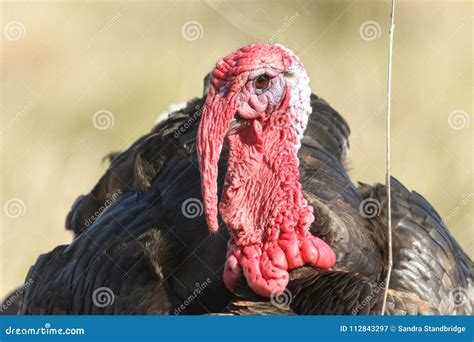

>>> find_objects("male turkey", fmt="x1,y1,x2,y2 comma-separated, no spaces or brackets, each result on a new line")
20,44,472,315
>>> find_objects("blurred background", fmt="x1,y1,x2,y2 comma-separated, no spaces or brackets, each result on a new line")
1,0,472,297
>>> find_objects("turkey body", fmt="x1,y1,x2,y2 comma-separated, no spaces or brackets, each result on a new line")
20,90,472,315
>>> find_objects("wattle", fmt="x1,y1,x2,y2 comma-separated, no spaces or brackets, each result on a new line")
220,115,336,297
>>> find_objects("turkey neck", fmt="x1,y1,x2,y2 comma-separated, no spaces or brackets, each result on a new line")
219,97,314,248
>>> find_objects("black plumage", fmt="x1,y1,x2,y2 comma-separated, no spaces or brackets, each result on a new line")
17,80,472,315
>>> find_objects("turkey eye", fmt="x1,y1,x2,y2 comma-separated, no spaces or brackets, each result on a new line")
254,75,271,91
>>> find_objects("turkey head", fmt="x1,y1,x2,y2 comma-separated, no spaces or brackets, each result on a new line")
197,44,336,297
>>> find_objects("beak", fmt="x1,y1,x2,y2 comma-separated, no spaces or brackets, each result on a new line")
197,86,237,233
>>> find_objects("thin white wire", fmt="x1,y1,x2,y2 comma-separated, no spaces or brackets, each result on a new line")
381,0,396,316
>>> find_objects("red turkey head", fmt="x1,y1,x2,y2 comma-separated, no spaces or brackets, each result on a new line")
197,44,336,297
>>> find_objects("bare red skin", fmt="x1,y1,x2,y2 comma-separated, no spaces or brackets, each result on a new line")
197,45,336,297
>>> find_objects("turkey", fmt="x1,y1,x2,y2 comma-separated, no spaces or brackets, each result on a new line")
19,44,472,315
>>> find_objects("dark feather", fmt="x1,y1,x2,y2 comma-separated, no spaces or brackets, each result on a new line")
21,82,472,315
